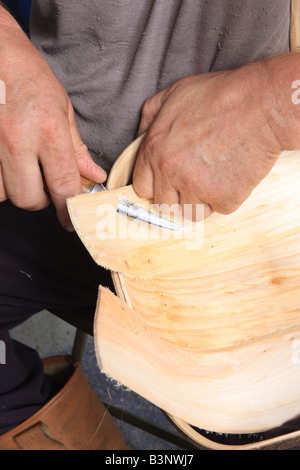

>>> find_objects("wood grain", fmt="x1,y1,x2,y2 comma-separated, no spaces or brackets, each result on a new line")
67,137,300,436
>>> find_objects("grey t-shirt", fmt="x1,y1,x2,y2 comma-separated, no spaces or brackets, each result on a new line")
30,0,290,172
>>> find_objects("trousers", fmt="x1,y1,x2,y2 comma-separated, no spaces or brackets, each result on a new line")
0,200,113,434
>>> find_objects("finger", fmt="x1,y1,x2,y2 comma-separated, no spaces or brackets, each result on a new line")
179,191,213,221
1,151,50,210
0,163,7,202
68,102,107,184
154,178,180,209
76,152,107,186
152,166,180,219
39,121,81,230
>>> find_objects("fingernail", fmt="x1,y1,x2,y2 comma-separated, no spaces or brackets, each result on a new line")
97,168,107,181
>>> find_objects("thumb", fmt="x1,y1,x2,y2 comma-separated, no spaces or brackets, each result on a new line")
68,101,107,183
138,87,171,135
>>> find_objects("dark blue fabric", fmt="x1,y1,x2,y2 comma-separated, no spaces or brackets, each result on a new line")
2,0,31,36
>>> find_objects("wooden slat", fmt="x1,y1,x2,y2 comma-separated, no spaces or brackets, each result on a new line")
291,0,300,52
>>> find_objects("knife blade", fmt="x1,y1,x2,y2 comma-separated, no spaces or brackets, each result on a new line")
116,196,187,232
81,177,186,232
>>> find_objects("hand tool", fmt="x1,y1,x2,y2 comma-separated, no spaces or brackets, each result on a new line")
81,177,106,194
81,177,186,232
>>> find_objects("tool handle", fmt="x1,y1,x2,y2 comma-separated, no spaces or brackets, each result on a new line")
81,176,97,193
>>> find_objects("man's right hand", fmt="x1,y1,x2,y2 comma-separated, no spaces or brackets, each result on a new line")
0,6,106,230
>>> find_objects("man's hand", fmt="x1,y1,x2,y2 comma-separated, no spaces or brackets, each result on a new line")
133,58,293,219
0,7,106,230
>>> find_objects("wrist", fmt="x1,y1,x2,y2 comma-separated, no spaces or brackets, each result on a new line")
0,4,27,37
0,5,41,78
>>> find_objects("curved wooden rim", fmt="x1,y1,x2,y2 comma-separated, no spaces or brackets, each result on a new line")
106,133,145,305
107,133,145,190
168,414,300,450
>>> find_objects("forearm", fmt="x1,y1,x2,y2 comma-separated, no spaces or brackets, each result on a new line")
0,4,48,95
0,2,22,31
0,3,33,67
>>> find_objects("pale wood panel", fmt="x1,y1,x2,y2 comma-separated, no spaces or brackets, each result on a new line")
67,135,300,436
95,287,300,434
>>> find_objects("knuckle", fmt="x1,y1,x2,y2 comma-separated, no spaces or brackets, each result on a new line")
0,129,20,156
49,172,79,196
204,189,224,212
75,143,89,160
11,193,39,210
143,131,174,171
157,146,181,180
141,130,160,160
37,108,68,139
216,201,242,214
157,154,176,177
177,167,195,192
141,95,155,118
0,190,7,203
213,205,236,215
39,115,60,137
208,190,241,214
169,76,191,94
2,140,17,157
50,150,76,173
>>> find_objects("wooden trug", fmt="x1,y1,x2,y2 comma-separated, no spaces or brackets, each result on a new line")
67,136,300,440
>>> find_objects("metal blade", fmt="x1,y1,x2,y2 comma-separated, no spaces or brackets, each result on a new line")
90,182,107,193
116,196,187,232
88,181,186,232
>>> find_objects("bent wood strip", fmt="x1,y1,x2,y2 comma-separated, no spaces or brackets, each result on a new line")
67,184,204,277
94,287,300,434
291,0,300,53
170,417,300,450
